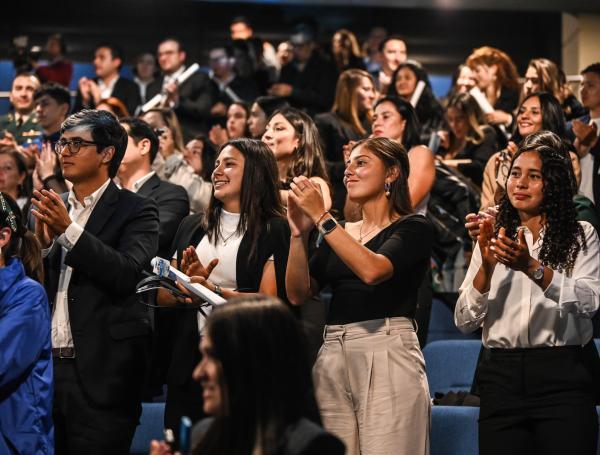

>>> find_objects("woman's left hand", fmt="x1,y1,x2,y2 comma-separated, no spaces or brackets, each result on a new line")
491,227,532,272
289,176,326,224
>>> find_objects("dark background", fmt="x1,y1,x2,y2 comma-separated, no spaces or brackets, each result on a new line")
2,0,562,75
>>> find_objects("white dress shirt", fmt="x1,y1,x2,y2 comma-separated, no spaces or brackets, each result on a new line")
98,76,119,100
162,66,185,90
131,171,156,193
50,179,112,348
455,221,600,348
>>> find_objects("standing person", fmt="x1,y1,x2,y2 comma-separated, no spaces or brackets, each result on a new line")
74,43,141,117
31,109,159,454
0,192,53,455
331,29,366,73
522,58,585,121
262,107,331,210
388,62,445,145
315,69,376,214
158,138,290,432
134,52,158,104
150,296,344,455
455,131,600,455
146,38,217,141
372,36,408,95
34,34,73,87
466,46,520,146
247,96,289,139
0,73,41,146
286,137,433,455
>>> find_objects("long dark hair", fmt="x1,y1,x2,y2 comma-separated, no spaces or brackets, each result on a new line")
511,91,567,144
350,137,413,216
388,62,443,132
0,192,43,282
267,107,330,184
204,138,284,261
495,131,586,273
193,296,312,455
374,96,422,149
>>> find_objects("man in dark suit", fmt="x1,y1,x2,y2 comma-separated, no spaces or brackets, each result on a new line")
145,38,217,141
269,26,338,117
73,43,141,116
118,117,189,259
31,109,159,454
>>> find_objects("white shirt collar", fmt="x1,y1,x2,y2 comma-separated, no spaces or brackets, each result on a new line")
98,75,119,99
132,171,156,193
68,178,111,211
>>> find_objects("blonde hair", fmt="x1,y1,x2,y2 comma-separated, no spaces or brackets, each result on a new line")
331,69,374,136
466,46,520,92
332,29,363,71
525,58,564,103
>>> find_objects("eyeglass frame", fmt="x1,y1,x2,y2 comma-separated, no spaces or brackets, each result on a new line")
53,139,109,156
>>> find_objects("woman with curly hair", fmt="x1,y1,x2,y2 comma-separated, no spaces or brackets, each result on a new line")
455,130,600,455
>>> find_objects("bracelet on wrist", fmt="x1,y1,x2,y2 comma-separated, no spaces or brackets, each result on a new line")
314,210,330,226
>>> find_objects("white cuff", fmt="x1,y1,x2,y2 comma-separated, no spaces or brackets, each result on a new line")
57,223,84,251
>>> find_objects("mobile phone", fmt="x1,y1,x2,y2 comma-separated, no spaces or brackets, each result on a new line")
179,416,192,455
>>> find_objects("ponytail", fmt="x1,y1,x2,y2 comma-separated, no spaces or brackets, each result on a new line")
20,231,44,283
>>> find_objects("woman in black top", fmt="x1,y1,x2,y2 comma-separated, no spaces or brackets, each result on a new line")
315,69,376,214
286,137,433,455
388,62,445,145
158,138,289,432
438,92,498,186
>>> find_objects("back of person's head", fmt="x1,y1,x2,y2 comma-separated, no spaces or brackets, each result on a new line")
466,46,519,92
374,96,422,148
254,96,289,120
96,97,130,119
205,138,283,261
581,62,600,78
120,117,160,163
0,192,43,282
61,109,128,178
267,107,329,183
195,295,312,455
332,68,375,136
34,82,70,107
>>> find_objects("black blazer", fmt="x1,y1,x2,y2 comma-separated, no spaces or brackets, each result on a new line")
73,76,142,116
43,182,159,406
167,213,290,386
137,173,189,259
146,70,217,141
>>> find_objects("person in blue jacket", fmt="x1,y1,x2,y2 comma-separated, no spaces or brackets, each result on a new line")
0,191,53,454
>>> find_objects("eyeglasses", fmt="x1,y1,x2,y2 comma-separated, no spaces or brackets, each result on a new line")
54,139,104,156
0,192,18,233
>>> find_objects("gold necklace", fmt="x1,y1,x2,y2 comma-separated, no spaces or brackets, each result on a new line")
358,221,379,244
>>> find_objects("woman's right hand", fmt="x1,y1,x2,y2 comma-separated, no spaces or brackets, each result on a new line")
478,218,497,271
149,440,174,455
287,193,314,238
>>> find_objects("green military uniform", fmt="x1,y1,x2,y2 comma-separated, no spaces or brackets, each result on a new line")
0,112,41,146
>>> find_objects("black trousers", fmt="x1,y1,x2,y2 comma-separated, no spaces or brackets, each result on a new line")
478,344,599,455
53,358,141,455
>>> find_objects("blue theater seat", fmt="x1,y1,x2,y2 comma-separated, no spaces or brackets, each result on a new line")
130,402,165,455
431,406,479,455
424,339,481,397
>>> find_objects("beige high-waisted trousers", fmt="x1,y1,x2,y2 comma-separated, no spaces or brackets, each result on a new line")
313,317,431,455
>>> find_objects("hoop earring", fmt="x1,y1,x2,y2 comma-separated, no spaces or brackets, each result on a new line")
384,181,391,198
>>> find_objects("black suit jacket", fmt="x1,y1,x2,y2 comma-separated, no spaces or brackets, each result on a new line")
43,182,159,407
146,70,217,141
137,174,189,259
73,76,142,116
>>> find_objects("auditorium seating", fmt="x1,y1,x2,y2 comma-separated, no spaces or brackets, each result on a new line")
431,406,479,455
423,339,481,397
130,402,165,455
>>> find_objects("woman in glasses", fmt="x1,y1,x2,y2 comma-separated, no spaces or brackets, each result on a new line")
157,138,290,433
0,192,52,454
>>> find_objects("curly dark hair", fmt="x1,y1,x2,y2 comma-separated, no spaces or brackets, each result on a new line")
495,131,586,273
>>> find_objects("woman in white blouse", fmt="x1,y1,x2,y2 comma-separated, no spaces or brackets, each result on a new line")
455,130,600,455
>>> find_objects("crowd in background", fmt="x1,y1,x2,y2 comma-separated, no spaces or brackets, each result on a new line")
1,15,600,455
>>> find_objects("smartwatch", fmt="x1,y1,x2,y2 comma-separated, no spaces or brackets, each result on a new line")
318,217,338,236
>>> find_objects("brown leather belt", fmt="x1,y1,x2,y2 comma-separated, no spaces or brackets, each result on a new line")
52,347,75,358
